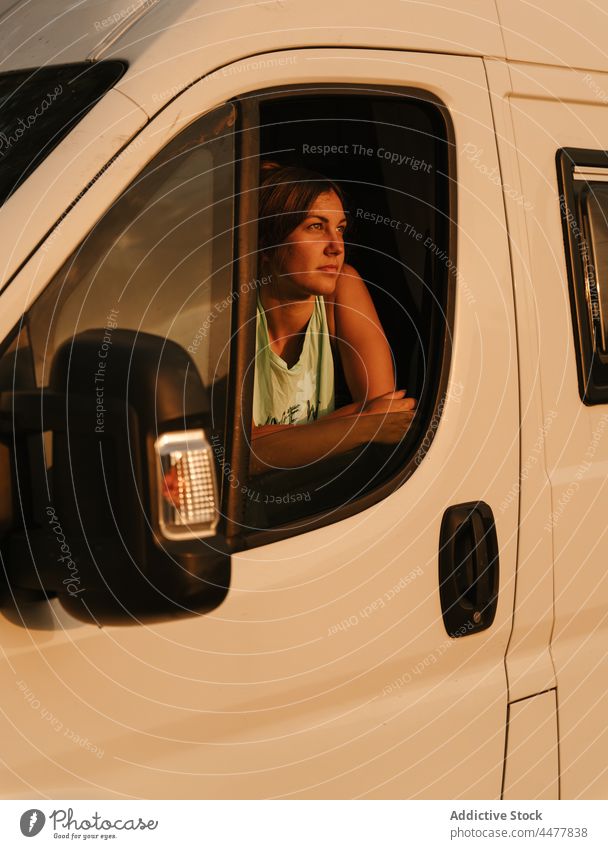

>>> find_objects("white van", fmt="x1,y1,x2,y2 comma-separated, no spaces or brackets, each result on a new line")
1,0,607,800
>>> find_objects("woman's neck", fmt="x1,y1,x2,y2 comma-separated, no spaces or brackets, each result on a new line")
259,277,315,337
259,275,316,365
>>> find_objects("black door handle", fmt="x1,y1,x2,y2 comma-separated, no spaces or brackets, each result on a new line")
438,501,499,637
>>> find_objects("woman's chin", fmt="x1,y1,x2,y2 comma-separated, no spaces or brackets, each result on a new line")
277,271,339,299
300,274,339,296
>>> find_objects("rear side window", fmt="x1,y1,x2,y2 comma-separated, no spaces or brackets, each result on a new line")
0,61,126,206
558,148,608,403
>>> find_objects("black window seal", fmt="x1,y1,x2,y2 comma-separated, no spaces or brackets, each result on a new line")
556,147,608,405
224,83,456,550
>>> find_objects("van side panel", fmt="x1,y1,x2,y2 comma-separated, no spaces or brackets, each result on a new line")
107,0,504,118
496,1,608,74
508,61,608,799
503,690,559,800
0,0,155,71
484,58,557,705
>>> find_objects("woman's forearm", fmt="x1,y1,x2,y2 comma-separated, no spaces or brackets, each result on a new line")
249,411,414,475
252,399,365,439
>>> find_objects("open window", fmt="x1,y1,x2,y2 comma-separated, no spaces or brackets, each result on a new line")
232,86,454,538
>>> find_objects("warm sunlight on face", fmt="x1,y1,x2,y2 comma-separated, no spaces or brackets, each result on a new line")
274,190,346,298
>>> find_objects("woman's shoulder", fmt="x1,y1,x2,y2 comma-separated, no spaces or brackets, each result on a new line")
325,263,365,337
335,262,362,290
326,263,369,312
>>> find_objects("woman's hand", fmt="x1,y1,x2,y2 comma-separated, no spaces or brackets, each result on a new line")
357,410,417,446
361,389,417,415
249,401,417,475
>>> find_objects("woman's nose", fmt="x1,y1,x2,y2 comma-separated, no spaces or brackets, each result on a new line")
324,231,344,254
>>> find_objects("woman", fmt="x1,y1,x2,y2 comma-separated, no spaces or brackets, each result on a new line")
251,162,416,471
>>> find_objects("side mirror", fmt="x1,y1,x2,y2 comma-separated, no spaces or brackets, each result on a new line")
3,329,230,621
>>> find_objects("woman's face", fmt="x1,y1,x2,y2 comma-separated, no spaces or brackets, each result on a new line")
269,189,346,298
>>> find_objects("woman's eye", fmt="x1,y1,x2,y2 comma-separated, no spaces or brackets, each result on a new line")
307,222,323,231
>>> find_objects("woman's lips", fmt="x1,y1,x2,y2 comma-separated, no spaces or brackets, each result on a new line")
317,265,339,273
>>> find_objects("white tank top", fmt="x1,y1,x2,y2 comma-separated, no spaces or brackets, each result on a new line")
253,294,335,426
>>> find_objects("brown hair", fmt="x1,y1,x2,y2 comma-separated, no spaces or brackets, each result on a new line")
258,161,347,258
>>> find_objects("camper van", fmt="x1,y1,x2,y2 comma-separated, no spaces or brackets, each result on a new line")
0,0,607,800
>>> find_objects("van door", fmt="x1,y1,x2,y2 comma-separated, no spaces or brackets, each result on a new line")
0,49,519,799
507,60,608,799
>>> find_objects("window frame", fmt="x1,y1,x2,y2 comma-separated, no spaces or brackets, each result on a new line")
225,83,457,548
8,102,238,561
557,147,608,404
0,61,127,208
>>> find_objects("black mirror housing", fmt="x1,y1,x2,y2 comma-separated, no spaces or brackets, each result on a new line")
4,329,230,621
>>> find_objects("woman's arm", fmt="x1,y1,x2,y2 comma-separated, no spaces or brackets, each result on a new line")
250,409,416,475
250,266,416,470
252,392,415,440
252,399,367,439
332,263,397,402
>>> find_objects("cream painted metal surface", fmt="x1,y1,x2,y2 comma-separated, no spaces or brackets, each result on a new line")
102,0,505,118
0,48,519,798
503,691,559,800
483,58,556,703
495,0,608,74
0,0,159,71
508,61,608,799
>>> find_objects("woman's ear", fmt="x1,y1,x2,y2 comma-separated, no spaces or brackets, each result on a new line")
259,249,279,278
259,252,271,280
